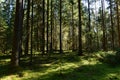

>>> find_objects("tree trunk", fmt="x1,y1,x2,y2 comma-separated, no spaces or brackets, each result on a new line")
25,0,30,55
110,0,114,49
71,1,75,51
50,0,53,52
116,0,120,47
87,0,92,51
59,0,62,53
78,0,82,55
11,0,23,67
101,0,107,51
41,0,45,54
30,0,33,64
46,0,49,53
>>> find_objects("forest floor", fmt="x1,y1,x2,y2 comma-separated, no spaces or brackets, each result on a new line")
0,51,120,80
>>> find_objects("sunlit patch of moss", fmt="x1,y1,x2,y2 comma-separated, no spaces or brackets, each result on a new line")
1,75,20,80
0,59,10,62
80,57,99,66
106,73,120,80
1,51,120,80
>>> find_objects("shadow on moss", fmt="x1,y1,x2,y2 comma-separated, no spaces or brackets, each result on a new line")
23,63,120,80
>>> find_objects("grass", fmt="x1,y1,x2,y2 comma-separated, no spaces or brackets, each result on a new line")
0,52,120,80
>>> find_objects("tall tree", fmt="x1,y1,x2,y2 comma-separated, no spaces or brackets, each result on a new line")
70,0,75,51
110,0,114,49
116,0,120,47
60,0,62,53
78,0,82,55
41,0,45,54
101,0,107,51
30,0,33,64
95,0,100,50
11,0,24,67
50,0,53,52
46,0,49,53
25,0,30,55
87,0,92,51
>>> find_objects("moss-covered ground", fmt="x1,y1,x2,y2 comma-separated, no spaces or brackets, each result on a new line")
0,51,120,80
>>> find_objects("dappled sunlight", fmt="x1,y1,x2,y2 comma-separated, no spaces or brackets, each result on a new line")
81,57,100,66
0,0,120,79
1,52,120,80
106,72,120,80
61,63,79,70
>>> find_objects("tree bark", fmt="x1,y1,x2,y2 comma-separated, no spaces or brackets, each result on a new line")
101,0,107,51
50,0,53,52
25,0,30,55
87,0,92,51
59,0,62,53
71,1,75,51
46,0,49,53
116,0,120,47
110,0,114,49
30,0,33,64
78,0,82,55
41,0,45,54
11,0,23,67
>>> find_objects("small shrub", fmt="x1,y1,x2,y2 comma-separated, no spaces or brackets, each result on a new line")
104,54,117,66
99,50,120,66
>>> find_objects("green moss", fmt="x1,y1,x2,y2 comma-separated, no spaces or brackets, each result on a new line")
1,52,120,80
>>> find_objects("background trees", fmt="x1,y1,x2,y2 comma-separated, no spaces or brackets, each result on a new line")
0,0,120,66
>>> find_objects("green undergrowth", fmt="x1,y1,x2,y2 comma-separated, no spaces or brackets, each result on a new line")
0,51,120,80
